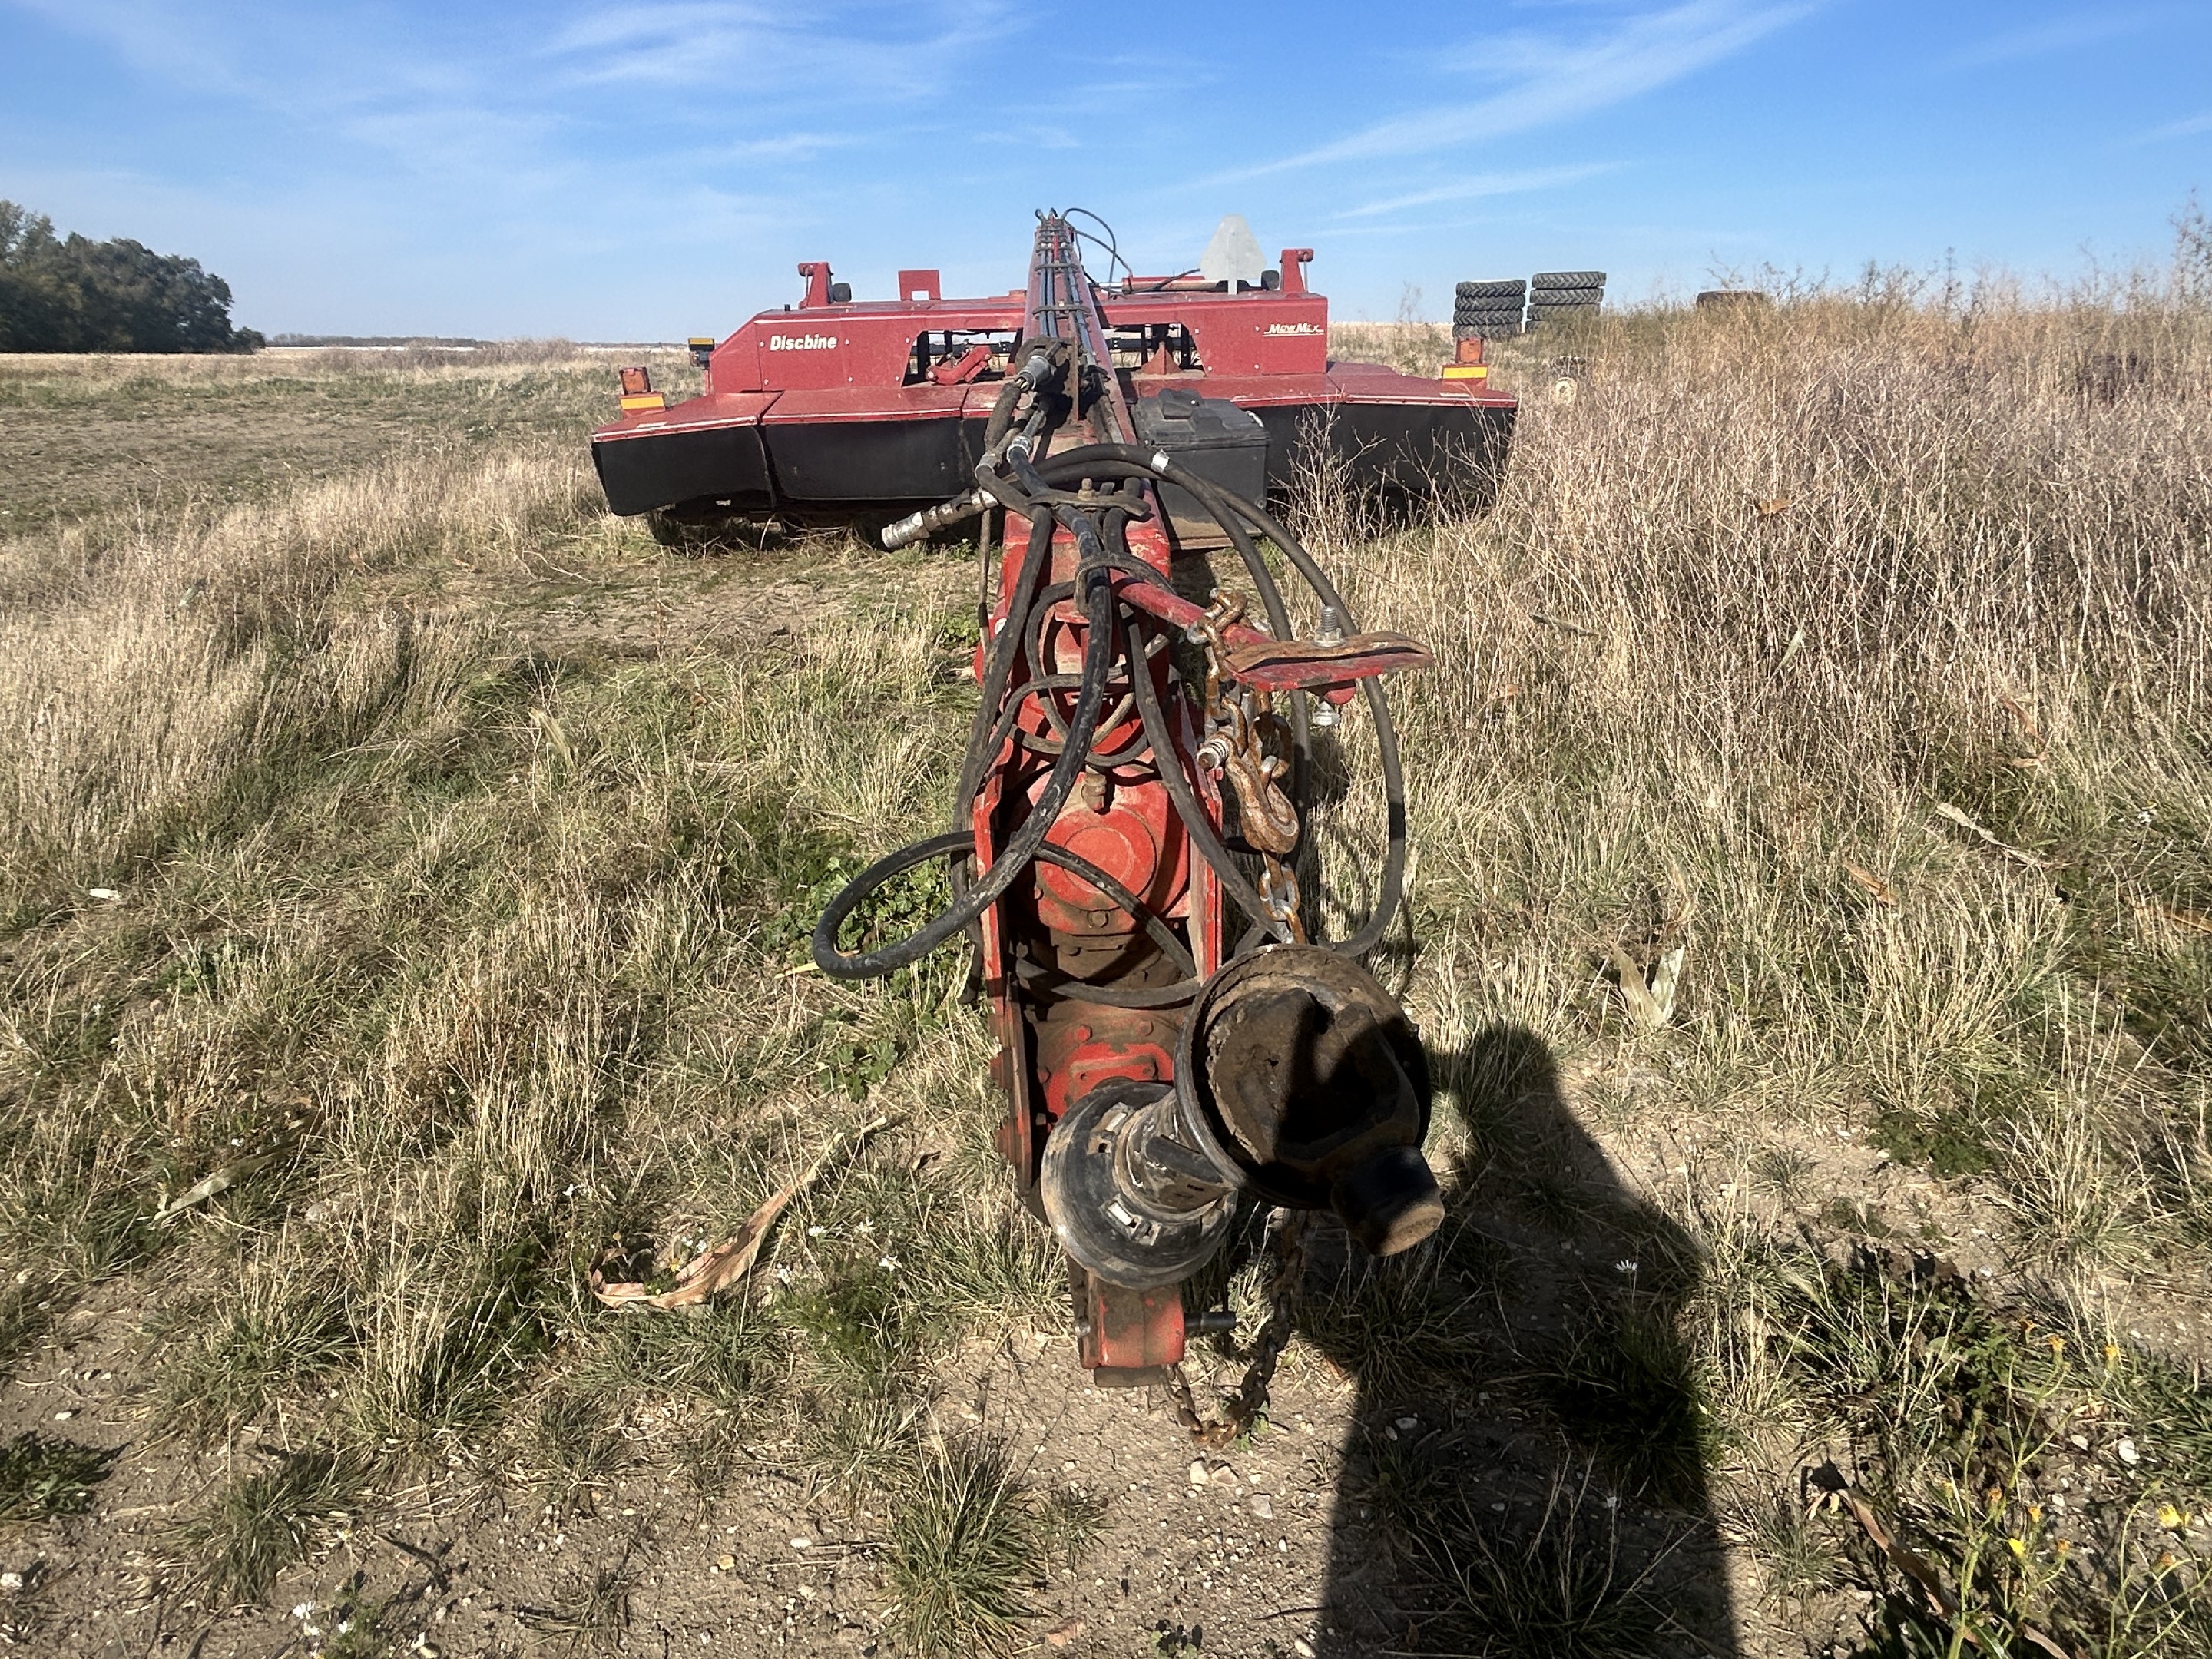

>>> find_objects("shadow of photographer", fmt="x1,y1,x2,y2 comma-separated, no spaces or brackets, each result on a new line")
1277,1022,1742,1657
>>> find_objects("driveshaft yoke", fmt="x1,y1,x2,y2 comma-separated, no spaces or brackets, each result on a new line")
1041,946,1445,1289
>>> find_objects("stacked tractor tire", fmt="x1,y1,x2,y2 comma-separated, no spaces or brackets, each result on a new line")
1452,279,1528,341
1453,270,1608,338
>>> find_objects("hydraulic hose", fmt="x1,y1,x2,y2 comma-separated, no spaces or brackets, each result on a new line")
813,552,1118,979
1123,608,1294,945
813,830,1200,1006
1025,445,1410,956
812,427,1411,979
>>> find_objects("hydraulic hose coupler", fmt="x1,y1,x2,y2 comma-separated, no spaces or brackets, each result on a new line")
880,488,988,550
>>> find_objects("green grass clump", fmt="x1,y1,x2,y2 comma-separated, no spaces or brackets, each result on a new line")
164,1449,361,1604
882,1435,1051,1658
1375,1459,1681,1659
0,1432,118,1522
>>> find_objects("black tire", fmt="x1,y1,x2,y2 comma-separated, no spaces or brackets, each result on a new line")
1454,302,1527,321
647,502,777,553
1527,303,1601,323
1531,270,1606,290
1452,322,1520,340
1455,279,1527,300
1528,285,1604,307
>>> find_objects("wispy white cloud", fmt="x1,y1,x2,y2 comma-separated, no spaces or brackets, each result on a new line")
2142,108,2212,141
1336,163,1621,220
543,0,1014,94
1952,8,2166,66
1218,1,1813,182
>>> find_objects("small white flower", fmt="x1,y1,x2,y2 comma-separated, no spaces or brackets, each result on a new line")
879,1256,901,1271
807,1226,826,1237
293,1604,315,1620
1614,1260,1639,1273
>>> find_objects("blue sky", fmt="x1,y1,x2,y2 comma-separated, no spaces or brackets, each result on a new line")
2,1,2207,337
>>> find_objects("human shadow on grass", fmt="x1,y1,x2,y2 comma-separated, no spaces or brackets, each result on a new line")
1283,1024,1740,1658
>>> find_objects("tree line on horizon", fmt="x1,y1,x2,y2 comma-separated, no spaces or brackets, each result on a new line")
0,200,263,353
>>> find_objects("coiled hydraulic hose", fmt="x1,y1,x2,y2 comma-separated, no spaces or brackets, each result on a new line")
1026,445,1410,958
813,548,1116,979
810,422,1411,979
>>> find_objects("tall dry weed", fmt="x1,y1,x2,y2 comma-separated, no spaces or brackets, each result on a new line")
0,442,604,911
1313,293,2212,1272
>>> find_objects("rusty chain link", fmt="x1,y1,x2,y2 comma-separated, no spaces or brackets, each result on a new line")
1191,591,1308,945
1165,593,1317,1442
1166,1206,1309,1447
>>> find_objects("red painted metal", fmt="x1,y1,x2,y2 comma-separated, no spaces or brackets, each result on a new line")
642,223,1465,1382
591,247,1512,453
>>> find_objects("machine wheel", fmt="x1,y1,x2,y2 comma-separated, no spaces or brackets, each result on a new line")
1528,285,1604,307
1455,279,1528,300
646,505,770,554
1528,303,1601,324
1531,270,1606,290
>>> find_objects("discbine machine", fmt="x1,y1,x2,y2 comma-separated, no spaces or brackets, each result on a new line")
592,216,1516,1420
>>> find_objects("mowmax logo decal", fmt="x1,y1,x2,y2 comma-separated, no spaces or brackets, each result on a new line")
1263,322,1323,336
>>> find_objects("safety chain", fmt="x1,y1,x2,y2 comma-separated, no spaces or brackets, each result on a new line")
1166,1207,1310,1448
1190,592,1307,944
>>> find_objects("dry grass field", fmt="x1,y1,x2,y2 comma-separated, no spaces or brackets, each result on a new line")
1,277,2209,1659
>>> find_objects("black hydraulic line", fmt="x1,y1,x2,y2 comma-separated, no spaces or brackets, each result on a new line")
1124,608,1293,945
1195,488,1412,959
814,553,1118,979
1018,581,1141,754
950,505,1056,833
1013,961,1197,1008
1024,445,1410,957
1028,452,1313,784
814,830,1199,995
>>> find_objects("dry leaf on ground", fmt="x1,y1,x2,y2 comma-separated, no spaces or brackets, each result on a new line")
1998,689,2044,750
1932,802,2054,869
591,1114,891,1310
1842,861,1897,907
153,1146,292,1224
1606,942,1685,1031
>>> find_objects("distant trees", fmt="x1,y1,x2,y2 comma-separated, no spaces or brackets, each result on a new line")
0,200,263,353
